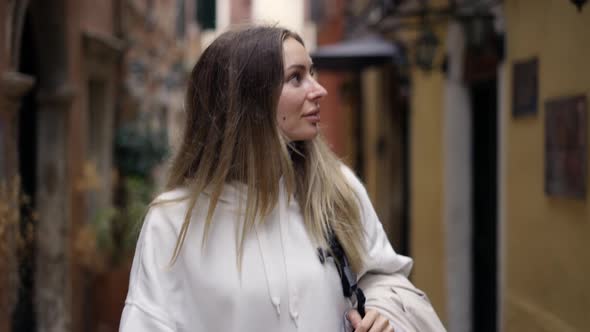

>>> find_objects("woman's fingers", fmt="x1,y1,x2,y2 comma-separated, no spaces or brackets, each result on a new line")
347,309,363,329
347,309,394,332
353,309,377,332
368,314,394,332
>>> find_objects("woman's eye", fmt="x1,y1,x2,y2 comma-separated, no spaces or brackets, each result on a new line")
288,73,302,85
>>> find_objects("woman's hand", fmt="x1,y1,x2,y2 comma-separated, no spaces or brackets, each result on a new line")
347,309,394,332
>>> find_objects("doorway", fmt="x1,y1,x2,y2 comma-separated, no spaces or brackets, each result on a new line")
470,78,498,332
13,8,38,332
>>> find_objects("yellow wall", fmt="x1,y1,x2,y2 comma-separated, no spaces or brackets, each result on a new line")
407,0,450,323
410,53,448,322
503,1,590,331
361,67,406,250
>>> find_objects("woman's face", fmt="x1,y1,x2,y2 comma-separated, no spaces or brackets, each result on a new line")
277,37,328,142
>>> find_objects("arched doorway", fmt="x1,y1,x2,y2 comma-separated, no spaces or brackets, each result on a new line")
13,8,39,331
5,0,72,330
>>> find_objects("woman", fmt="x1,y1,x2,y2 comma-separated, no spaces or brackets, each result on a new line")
119,26,445,332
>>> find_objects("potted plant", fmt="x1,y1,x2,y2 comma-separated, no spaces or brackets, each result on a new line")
75,120,169,332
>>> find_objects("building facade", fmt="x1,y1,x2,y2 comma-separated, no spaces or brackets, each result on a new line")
385,0,590,331
0,0,196,331
315,0,590,331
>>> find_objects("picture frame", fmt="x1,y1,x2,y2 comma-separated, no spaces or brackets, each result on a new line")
512,57,539,117
545,95,588,199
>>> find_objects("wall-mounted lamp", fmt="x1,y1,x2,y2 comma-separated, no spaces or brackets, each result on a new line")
571,0,588,12
415,28,439,71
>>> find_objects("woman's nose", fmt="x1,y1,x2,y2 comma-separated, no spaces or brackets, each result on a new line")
309,79,328,100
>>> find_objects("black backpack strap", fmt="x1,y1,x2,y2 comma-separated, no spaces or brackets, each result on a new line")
324,229,366,318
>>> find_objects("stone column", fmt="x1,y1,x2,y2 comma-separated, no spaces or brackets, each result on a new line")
34,85,74,332
1,71,35,178
443,21,473,332
0,70,35,332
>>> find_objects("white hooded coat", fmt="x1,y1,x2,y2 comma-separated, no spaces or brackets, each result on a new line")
119,166,446,331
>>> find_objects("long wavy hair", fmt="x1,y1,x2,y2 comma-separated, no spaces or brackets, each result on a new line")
163,26,366,273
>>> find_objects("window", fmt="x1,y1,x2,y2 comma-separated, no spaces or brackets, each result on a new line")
196,0,216,30
176,0,186,38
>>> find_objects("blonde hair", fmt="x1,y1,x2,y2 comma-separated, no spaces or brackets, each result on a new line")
160,26,366,273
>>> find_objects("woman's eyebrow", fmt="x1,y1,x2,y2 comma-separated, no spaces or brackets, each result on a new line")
286,64,308,71
286,62,315,72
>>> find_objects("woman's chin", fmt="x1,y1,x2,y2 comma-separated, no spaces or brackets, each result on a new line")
284,127,320,142
299,128,320,141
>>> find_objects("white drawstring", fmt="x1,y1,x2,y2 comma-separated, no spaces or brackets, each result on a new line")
253,179,299,327
255,225,281,316
278,182,299,327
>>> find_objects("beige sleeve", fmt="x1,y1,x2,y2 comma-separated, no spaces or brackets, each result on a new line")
359,273,446,332
339,165,445,331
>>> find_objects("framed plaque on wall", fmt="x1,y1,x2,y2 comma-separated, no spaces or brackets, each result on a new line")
512,57,539,117
545,95,588,199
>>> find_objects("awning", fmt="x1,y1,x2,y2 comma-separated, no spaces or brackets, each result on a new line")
311,35,400,71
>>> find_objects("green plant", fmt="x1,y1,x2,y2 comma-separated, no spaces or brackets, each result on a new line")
76,116,169,272
109,176,153,266
114,122,169,178
76,176,153,272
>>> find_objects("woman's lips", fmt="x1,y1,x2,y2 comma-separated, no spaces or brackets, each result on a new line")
303,110,320,122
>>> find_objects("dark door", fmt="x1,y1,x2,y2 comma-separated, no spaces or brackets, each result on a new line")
13,9,38,332
470,79,498,332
